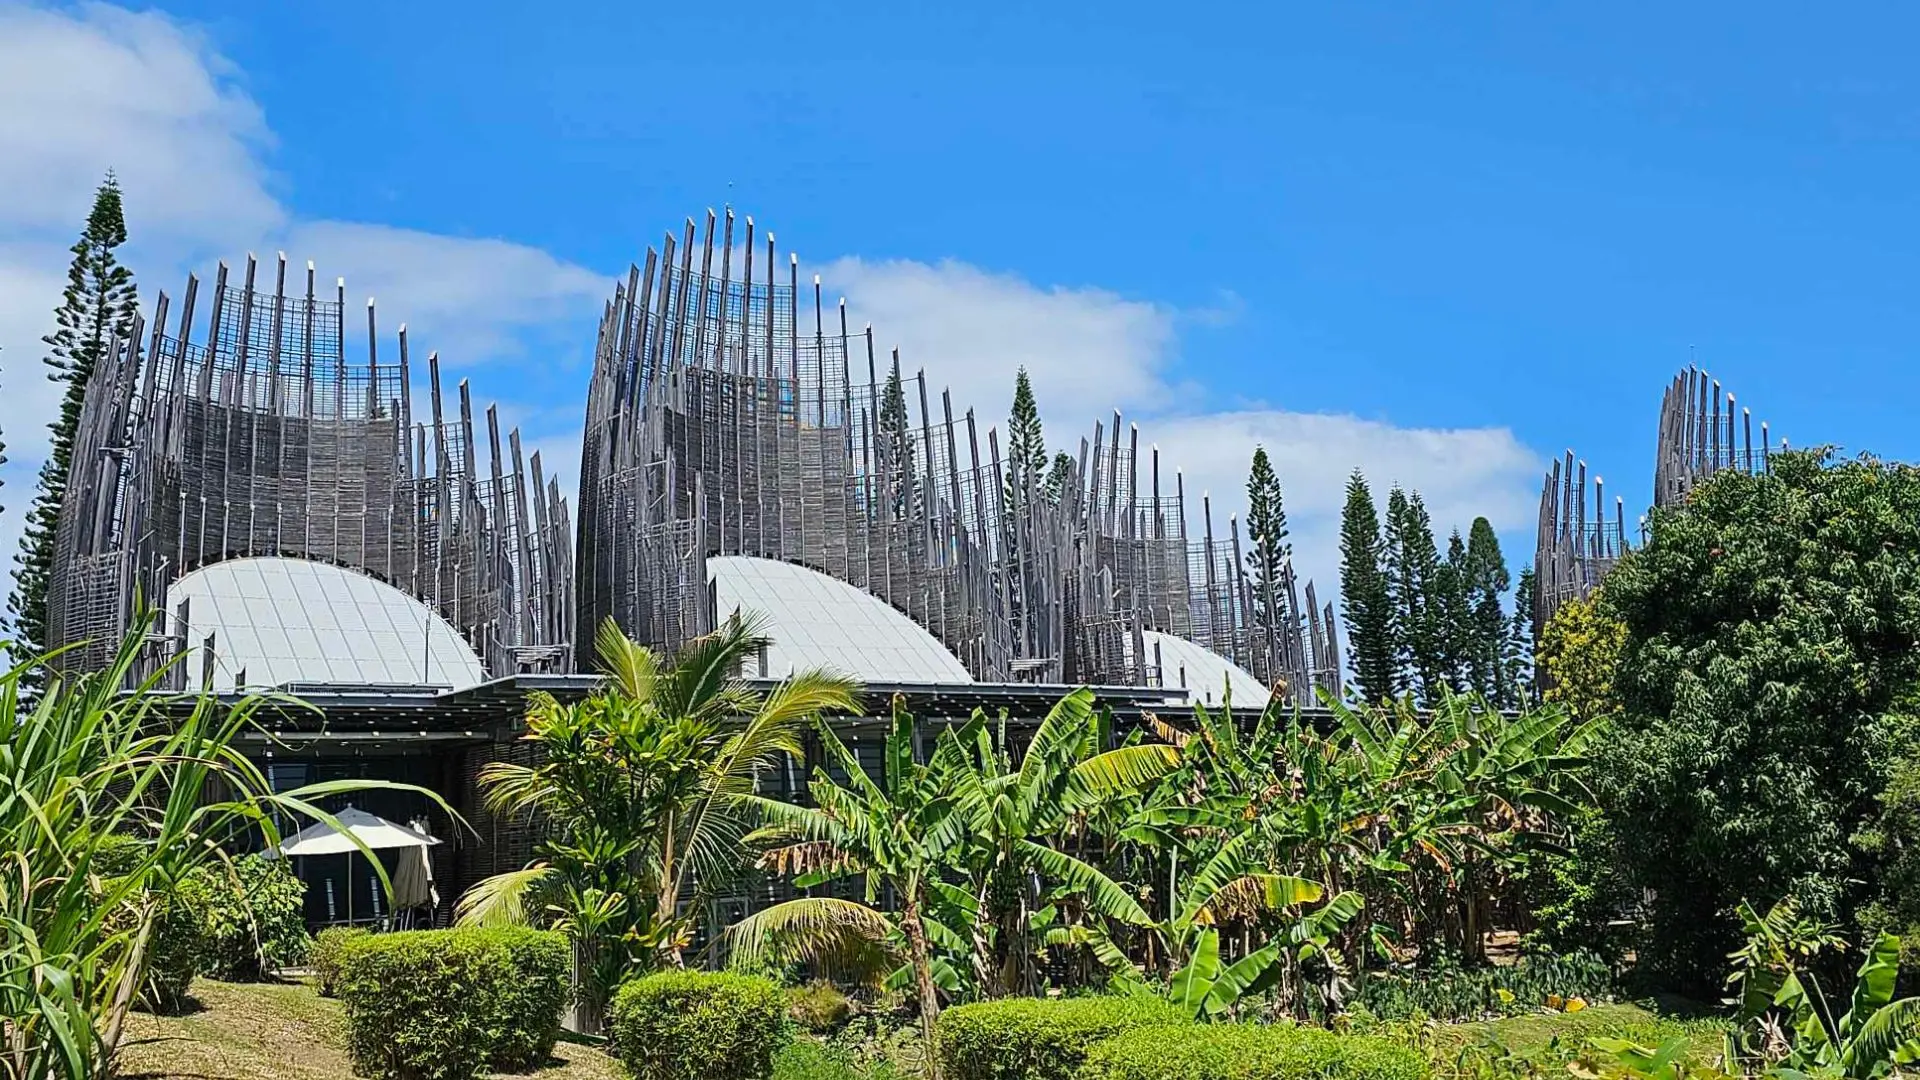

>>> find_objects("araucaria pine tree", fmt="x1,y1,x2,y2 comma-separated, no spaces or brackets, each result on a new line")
1462,517,1512,702
1339,471,1395,704
1044,451,1074,506
1004,367,1048,512
1505,567,1537,703
1244,445,1292,653
1437,530,1472,693
11,175,137,668
1384,488,1446,703
879,355,916,520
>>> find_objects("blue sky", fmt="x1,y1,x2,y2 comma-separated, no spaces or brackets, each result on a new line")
3,1,1916,601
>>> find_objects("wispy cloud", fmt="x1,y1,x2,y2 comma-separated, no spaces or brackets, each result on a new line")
0,1,608,572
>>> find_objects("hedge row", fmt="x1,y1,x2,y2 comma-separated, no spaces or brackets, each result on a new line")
1080,1022,1427,1080
335,927,569,1080
936,996,1187,1080
938,997,1428,1080
611,970,791,1080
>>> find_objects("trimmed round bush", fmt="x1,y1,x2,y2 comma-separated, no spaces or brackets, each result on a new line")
142,886,206,1012
1077,1022,1428,1080
611,970,792,1080
309,925,371,998
337,927,569,1080
937,996,1189,1080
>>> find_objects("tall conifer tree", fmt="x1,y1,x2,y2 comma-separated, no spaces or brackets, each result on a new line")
1438,530,1472,693
1044,451,1074,506
1384,488,1446,702
1004,368,1048,512
1506,567,1538,703
879,356,915,519
12,175,137,666
1244,445,1291,638
1339,470,1395,703
1463,517,1512,701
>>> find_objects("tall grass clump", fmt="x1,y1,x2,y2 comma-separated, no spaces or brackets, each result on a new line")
0,623,439,1079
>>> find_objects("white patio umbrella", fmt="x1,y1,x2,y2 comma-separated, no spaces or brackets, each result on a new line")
277,807,441,857
274,807,441,927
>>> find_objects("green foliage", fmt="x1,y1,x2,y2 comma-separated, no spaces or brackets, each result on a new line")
1537,594,1626,726
1078,1022,1428,1080
1245,446,1294,652
187,854,309,981
935,995,1187,1080
1341,470,1396,704
12,173,137,679
457,614,858,1031
336,927,569,1080
790,980,857,1033
1004,367,1048,512
100,879,203,1014
1597,451,1920,989
309,926,370,998
1463,518,1514,704
1385,487,1445,702
611,970,792,1080
1354,952,1615,1021
1598,921,1920,1080
0,618,440,1079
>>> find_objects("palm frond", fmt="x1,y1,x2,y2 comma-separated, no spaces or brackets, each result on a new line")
454,865,557,928
724,897,899,986
593,617,659,701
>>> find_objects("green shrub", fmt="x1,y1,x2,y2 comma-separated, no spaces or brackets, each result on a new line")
337,927,569,1080
101,878,203,1013
773,1039,869,1080
488,928,571,1071
142,885,206,1012
189,854,310,980
93,833,149,877
1078,1023,1428,1080
937,996,1188,1080
1354,951,1616,1021
790,981,856,1033
611,970,792,1080
310,926,371,998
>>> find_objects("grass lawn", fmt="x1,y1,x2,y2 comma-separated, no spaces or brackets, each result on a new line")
116,978,623,1080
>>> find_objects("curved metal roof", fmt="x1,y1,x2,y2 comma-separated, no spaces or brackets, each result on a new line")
169,556,488,692
1140,629,1271,710
709,556,974,684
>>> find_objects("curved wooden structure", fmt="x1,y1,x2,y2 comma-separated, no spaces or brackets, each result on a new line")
1533,364,1776,628
577,209,1342,701
49,254,573,684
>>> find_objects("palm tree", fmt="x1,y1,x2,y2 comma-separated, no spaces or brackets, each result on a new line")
947,687,1177,996
456,615,858,1031
725,701,970,1080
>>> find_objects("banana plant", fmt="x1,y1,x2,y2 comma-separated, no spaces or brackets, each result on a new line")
947,688,1178,996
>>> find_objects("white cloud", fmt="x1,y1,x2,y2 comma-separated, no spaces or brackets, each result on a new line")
821,256,1543,606
0,2,607,580
0,1,1544,639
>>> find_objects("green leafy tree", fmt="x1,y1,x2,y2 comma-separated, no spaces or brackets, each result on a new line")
13,175,137,671
1340,471,1395,703
1598,451,1920,992
456,616,858,1032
